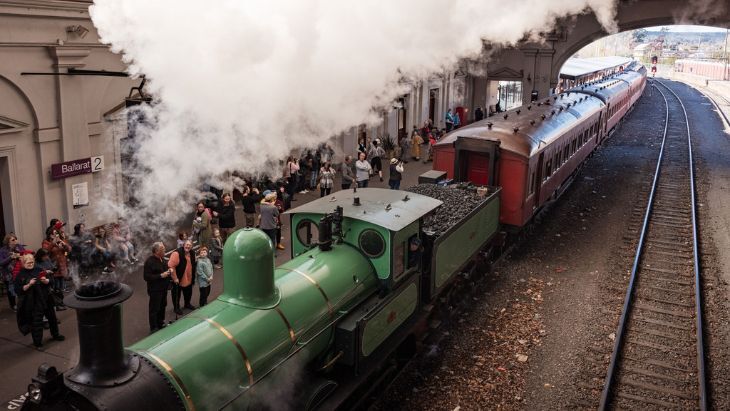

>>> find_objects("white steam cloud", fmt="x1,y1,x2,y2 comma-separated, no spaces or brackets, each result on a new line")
89,0,618,223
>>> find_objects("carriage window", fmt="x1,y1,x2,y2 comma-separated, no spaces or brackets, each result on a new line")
296,219,319,247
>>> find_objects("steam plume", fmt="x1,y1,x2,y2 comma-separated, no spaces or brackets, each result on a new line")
89,0,619,224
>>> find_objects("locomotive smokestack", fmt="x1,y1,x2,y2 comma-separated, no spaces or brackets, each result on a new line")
64,281,137,386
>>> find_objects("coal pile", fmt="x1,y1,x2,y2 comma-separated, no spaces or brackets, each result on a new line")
406,184,487,237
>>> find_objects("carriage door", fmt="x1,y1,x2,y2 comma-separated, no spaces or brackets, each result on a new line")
466,152,490,186
596,112,603,144
534,153,544,209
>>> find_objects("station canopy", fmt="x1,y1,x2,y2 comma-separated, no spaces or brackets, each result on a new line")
560,56,633,80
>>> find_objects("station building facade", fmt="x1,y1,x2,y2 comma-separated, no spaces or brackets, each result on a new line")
0,0,135,247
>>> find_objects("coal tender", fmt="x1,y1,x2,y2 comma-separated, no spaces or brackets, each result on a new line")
22,187,501,411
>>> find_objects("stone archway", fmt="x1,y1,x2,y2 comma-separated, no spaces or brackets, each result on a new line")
549,0,729,91
486,0,730,102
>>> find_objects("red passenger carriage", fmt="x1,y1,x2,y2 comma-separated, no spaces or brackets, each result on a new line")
432,64,647,228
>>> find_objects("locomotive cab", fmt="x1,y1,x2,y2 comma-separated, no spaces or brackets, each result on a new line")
285,188,442,290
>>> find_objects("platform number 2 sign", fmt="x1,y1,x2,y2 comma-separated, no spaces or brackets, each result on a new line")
91,155,104,173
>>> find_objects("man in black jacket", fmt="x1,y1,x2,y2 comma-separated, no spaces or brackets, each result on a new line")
143,242,172,333
215,192,236,244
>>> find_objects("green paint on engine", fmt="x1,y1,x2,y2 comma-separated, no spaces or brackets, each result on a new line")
361,282,418,356
130,228,378,411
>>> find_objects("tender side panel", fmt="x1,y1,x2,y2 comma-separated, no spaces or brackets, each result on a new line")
432,189,500,291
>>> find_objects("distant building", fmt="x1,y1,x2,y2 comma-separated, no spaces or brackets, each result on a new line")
633,43,652,60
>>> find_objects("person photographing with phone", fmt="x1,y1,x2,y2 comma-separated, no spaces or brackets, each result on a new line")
14,253,64,349
143,242,172,333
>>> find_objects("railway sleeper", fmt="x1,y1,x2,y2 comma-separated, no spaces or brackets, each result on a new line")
634,302,695,318
645,284,694,296
644,242,692,253
643,249,693,259
640,266,693,276
620,366,697,391
622,360,695,384
633,314,693,331
626,332,695,353
623,355,693,375
618,376,697,401
624,339,695,363
614,391,689,410
619,368,698,399
627,323,692,342
633,292,695,309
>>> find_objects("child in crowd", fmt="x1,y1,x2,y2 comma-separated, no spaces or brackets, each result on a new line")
196,246,213,307
177,232,188,249
210,228,223,269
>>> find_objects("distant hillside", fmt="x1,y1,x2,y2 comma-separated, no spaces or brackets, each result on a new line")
645,31,726,45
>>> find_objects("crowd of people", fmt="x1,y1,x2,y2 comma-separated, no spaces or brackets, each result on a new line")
0,215,147,348
2,124,457,342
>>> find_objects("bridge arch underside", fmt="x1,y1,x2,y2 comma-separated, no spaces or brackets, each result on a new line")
547,0,730,91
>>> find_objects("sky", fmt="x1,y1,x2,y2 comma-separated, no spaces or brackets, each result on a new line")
646,25,729,32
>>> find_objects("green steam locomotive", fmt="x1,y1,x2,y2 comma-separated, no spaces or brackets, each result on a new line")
22,187,500,410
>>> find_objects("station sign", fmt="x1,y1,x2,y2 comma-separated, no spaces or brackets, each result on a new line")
50,155,104,180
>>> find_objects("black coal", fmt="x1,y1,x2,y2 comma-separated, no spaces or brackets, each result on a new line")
406,184,486,237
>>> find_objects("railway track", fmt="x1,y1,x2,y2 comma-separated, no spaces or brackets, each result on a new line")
599,79,707,410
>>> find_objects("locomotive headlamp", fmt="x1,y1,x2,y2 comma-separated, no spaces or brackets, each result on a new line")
28,383,42,403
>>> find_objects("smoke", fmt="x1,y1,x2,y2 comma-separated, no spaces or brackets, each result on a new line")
675,0,728,24
88,0,619,228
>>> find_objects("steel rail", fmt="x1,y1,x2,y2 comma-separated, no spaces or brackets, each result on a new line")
655,78,707,411
599,79,707,410
598,79,670,410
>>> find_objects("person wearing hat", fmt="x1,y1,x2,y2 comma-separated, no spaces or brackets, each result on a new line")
388,158,404,190
258,192,280,251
